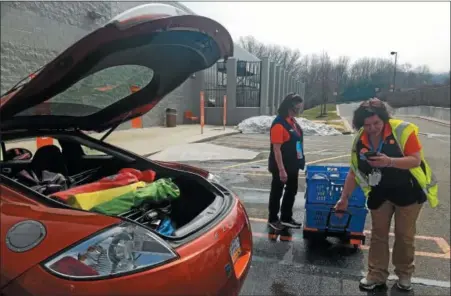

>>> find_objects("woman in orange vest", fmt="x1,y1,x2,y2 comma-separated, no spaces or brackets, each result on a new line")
267,93,304,230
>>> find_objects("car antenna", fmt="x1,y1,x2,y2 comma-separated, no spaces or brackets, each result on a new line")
99,111,133,142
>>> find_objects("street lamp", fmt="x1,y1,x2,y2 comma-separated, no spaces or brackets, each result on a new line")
390,51,398,92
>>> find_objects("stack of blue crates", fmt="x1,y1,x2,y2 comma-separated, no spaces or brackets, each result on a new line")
303,163,368,235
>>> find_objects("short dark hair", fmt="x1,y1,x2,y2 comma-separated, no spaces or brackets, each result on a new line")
352,98,391,130
277,93,303,117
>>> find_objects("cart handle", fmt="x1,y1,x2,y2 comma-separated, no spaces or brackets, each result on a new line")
309,172,342,181
326,209,352,231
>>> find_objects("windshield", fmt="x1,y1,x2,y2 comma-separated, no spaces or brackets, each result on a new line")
14,65,154,117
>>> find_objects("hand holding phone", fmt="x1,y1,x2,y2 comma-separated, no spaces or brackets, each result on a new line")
364,151,378,160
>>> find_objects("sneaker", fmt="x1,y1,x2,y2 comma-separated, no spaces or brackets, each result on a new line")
396,278,412,291
359,277,386,290
281,218,302,229
268,220,283,231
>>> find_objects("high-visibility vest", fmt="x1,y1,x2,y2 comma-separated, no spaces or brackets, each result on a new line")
350,119,439,208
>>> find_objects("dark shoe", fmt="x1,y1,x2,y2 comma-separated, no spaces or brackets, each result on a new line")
268,220,283,231
359,277,386,291
281,218,302,229
396,278,413,291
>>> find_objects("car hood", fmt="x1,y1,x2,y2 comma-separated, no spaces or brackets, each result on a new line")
0,3,233,132
0,185,118,289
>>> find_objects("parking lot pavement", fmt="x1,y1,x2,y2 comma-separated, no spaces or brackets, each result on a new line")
180,120,450,295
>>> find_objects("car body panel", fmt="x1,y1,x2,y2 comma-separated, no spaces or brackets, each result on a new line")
1,198,252,296
0,185,119,289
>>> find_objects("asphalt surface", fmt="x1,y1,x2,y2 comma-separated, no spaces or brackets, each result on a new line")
180,115,450,295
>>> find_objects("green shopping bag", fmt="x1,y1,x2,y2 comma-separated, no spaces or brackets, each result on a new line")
92,178,180,216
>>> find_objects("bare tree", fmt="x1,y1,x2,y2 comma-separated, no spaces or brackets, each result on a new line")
238,36,301,75
238,36,267,58
238,35,444,108
318,52,333,116
331,56,350,98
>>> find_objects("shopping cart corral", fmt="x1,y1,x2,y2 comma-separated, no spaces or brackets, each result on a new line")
302,163,368,249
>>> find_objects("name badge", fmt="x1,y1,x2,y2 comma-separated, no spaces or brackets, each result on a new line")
368,169,382,186
296,141,303,159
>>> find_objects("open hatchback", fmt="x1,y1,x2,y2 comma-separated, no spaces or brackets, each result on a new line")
0,4,252,296
0,3,233,132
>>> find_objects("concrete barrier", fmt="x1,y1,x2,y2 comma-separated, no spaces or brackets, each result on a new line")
392,106,450,122
338,102,451,127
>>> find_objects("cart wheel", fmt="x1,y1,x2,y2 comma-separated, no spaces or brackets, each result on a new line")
350,244,361,253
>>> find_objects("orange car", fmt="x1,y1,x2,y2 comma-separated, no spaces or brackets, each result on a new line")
0,4,252,296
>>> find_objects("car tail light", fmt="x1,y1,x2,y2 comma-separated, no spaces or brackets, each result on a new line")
43,222,177,279
49,256,99,276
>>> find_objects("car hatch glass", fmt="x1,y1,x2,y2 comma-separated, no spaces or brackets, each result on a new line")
14,65,154,117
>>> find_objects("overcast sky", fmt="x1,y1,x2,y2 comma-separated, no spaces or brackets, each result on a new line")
181,1,450,73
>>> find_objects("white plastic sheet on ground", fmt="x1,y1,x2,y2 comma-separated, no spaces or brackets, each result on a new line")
237,116,342,136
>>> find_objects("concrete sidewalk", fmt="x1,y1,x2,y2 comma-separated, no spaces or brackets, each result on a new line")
93,125,240,156
6,125,240,156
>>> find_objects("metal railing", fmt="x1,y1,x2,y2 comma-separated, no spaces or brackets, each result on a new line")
203,62,227,107
236,60,262,107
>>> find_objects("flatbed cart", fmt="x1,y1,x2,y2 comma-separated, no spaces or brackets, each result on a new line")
302,208,367,249
302,164,368,250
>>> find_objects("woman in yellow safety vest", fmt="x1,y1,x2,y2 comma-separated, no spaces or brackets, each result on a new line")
334,98,438,292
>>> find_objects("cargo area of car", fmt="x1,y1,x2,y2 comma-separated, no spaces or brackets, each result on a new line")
1,135,226,239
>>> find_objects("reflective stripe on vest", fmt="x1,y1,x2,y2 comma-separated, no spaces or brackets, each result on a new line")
350,119,439,208
350,131,370,190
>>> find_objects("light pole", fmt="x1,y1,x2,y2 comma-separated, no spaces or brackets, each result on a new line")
390,51,398,92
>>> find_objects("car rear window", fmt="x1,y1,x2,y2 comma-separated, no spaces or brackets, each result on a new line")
15,65,154,117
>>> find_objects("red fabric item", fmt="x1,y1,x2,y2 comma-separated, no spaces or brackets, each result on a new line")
52,168,156,203
52,172,139,202
118,168,156,183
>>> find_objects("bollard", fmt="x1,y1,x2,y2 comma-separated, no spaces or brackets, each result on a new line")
129,85,143,128
200,91,205,134
223,95,227,131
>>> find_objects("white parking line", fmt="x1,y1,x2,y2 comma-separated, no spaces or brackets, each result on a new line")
221,149,330,169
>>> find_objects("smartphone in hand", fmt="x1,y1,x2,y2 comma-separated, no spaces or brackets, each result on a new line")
364,151,378,160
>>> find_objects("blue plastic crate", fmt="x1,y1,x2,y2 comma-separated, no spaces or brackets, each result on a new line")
305,164,366,207
305,163,351,180
304,203,368,233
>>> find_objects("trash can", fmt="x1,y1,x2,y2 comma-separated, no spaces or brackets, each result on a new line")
165,108,177,127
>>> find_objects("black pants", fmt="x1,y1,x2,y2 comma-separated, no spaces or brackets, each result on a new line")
268,170,299,222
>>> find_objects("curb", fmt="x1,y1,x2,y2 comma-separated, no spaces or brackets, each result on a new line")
335,105,341,117
394,114,450,126
341,118,353,134
336,105,354,135
191,130,241,143
142,130,241,157
416,116,450,127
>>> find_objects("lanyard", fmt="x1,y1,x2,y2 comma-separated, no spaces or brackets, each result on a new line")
288,118,301,137
369,135,384,153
